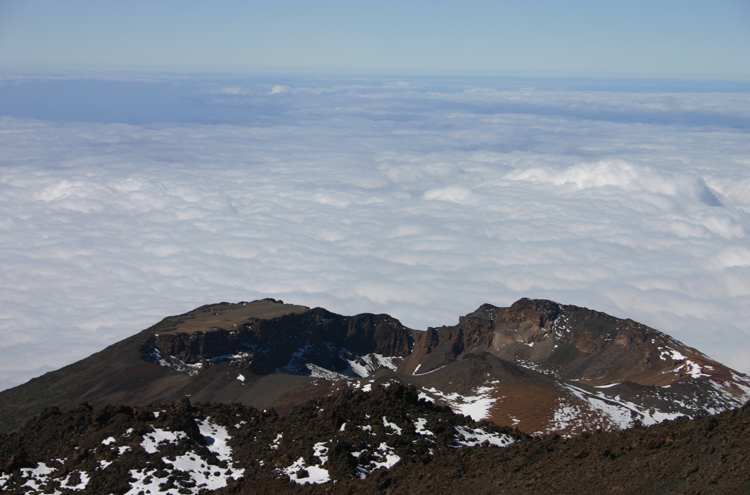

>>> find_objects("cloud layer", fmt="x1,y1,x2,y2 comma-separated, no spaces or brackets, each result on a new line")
1,75,749,391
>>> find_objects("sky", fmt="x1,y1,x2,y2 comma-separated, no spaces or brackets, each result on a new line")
0,1,749,78
0,2,749,392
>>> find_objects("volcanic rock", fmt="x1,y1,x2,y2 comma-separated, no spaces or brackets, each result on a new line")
1,298,748,439
1,384,749,494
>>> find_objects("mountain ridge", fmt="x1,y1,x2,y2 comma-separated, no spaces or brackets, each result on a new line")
1,297,748,437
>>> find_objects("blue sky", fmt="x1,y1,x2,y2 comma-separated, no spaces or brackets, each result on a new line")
1,0,749,78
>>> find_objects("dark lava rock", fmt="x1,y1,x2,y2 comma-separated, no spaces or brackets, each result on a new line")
1,384,749,494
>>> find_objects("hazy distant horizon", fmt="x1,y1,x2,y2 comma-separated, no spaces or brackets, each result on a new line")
2,71,748,125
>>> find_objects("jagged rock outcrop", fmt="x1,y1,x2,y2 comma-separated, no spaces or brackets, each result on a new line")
142,307,414,377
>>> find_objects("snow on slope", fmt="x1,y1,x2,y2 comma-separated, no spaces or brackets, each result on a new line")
418,384,499,421
346,353,400,378
275,347,399,379
0,397,517,494
546,379,750,438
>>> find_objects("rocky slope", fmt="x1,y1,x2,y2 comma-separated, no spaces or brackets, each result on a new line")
1,384,749,494
1,298,748,437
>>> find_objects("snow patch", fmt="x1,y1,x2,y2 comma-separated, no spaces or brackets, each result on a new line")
659,346,688,362
347,353,399,378
414,418,435,437
383,416,402,435
146,348,203,376
19,463,57,492
354,442,401,478
306,363,349,380
162,450,244,490
673,359,711,379
593,383,622,389
270,433,282,450
198,417,233,463
561,383,685,429
141,427,187,454
453,426,515,447
281,457,331,485
60,471,89,491
413,364,447,376
125,468,173,495
420,385,497,421
127,418,245,494
313,442,329,465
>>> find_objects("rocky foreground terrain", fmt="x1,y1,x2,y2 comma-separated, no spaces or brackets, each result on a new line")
1,384,749,494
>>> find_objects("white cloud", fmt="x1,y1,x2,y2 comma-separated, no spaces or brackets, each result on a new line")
506,159,722,205
423,185,474,204
215,86,243,95
269,85,291,95
710,246,750,269
0,77,749,391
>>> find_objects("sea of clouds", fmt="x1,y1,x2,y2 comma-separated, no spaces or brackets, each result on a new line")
1,73,749,391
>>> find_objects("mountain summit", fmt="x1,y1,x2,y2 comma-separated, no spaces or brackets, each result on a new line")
1,298,748,437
